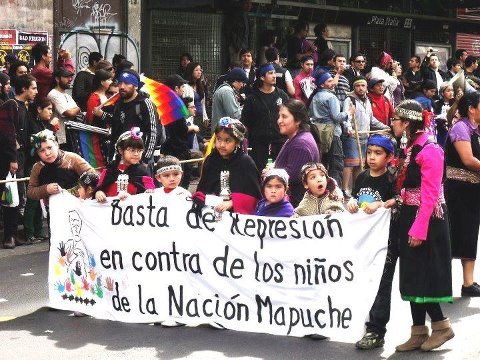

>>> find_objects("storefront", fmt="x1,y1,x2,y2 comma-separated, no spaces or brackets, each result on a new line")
140,1,480,80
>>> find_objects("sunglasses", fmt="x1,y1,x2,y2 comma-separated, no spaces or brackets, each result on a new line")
354,60,366,63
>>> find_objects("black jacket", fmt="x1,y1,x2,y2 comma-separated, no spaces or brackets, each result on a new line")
421,56,447,89
241,87,289,141
343,68,366,90
0,100,18,183
109,93,164,163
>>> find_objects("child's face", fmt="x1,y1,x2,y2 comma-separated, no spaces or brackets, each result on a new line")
215,130,237,159
37,139,59,164
263,178,286,204
304,169,328,197
367,145,392,172
78,186,94,200
120,147,143,166
156,170,182,190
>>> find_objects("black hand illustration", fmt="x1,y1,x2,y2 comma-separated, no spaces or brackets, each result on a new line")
58,241,66,256
74,261,82,276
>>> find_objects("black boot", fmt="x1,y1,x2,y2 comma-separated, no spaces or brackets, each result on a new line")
3,236,16,249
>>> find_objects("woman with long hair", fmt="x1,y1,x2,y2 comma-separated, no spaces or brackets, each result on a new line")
0,73,11,104
185,62,209,133
86,69,114,127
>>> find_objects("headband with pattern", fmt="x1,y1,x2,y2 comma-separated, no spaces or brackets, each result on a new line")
115,127,143,150
263,168,289,185
156,164,182,175
395,100,423,122
218,117,245,142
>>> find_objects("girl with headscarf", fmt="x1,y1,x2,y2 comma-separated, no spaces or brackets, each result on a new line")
195,117,261,215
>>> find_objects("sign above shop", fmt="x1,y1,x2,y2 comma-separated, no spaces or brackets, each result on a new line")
366,15,413,28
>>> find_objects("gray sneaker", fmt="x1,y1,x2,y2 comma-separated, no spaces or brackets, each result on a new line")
355,332,385,350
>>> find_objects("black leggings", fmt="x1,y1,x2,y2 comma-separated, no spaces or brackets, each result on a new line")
410,302,445,325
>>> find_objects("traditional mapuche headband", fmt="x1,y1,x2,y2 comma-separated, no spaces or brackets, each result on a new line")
263,168,289,185
115,127,143,150
30,129,56,155
79,171,99,186
156,164,182,175
395,101,423,122
218,117,245,142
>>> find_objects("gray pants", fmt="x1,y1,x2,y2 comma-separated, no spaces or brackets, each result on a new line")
323,135,343,188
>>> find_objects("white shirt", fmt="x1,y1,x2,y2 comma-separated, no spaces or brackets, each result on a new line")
47,88,78,144
434,69,444,91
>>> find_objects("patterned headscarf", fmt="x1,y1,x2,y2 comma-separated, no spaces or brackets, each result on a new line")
379,51,393,68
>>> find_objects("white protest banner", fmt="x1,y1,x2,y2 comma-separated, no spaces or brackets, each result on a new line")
48,192,390,342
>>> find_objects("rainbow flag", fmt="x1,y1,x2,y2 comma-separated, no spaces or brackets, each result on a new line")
140,75,189,126
78,131,106,169
65,122,109,169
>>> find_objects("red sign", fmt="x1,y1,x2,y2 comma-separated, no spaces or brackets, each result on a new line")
0,29,17,45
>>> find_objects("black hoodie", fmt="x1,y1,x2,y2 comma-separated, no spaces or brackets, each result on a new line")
109,92,164,162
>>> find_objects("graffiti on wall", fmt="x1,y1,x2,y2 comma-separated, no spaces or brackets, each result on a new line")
58,28,139,72
55,0,139,72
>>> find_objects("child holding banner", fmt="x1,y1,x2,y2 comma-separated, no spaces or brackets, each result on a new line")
154,155,190,197
293,162,344,216
27,130,93,202
194,117,261,215
254,168,294,217
77,171,100,200
347,134,400,350
95,127,155,202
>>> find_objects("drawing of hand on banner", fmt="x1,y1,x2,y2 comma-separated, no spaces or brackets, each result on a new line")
52,207,118,306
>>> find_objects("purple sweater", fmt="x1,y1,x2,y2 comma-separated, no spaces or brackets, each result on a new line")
274,130,320,207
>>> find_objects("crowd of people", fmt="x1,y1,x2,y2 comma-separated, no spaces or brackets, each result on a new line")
1,21,480,351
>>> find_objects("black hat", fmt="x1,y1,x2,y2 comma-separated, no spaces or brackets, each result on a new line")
5,53,17,63
422,79,437,91
0,72,10,86
227,67,249,83
54,67,74,77
164,74,187,90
